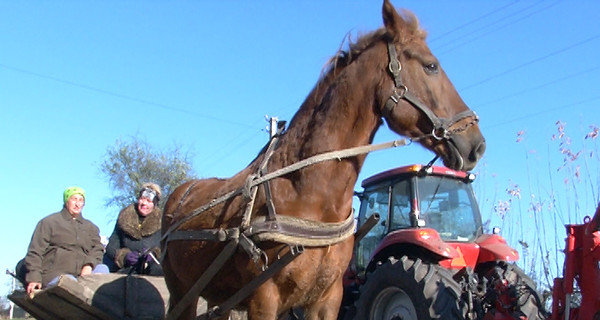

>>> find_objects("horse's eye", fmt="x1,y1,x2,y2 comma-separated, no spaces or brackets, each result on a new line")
423,63,439,75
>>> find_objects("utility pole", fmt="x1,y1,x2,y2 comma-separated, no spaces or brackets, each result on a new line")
9,270,14,319
4,269,17,319
269,116,278,139
264,115,279,139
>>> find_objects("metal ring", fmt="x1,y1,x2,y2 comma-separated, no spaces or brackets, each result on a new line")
388,60,402,74
260,251,269,271
432,127,449,141
396,85,408,98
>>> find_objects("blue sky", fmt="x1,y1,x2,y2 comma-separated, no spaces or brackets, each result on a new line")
1,1,599,296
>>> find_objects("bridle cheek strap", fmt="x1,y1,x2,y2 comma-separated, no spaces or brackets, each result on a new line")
382,41,478,141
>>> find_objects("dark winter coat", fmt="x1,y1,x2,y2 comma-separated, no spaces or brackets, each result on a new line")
104,204,162,273
25,208,104,287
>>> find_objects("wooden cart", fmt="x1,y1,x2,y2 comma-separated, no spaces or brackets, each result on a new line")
8,273,216,320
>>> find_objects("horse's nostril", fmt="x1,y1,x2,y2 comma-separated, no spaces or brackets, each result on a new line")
471,140,486,162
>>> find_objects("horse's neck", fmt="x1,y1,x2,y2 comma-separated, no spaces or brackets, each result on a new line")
264,56,384,220
286,60,383,160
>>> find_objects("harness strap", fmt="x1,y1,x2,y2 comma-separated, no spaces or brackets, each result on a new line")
165,241,303,320
166,228,240,243
165,239,239,320
262,167,278,222
251,138,407,187
161,188,244,243
164,180,200,221
162,138,408,243
249,124,284,225
383,41,478,141
200,246,304,320
241,174,259,230
239,233,267,267
246,210,356,246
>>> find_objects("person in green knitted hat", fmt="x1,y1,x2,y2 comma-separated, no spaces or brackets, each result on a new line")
63,186,85,205
20,186,107,294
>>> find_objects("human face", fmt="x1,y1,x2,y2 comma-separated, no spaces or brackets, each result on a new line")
137,197,155,216
65,194,85,216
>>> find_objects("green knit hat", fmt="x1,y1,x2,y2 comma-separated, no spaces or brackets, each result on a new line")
63,186,85,204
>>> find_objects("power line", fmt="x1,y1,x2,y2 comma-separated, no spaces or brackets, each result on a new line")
428,1,599,129
195,128,266,175
460,33,600,92
477,64,600,108
0,63,255,129
428,1,521,44
482,95,600,130
433,1,557,53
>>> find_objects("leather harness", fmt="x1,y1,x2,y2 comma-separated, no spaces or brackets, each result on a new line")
383,42,479,141
163,39,479,320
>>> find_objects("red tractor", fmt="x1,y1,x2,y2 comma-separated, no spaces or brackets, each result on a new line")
550,203,600,320
340,164,547,320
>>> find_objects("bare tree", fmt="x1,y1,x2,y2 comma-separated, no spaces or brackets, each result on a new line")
99,135,197,213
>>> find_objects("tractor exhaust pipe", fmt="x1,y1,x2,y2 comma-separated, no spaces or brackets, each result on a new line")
354,213,380,242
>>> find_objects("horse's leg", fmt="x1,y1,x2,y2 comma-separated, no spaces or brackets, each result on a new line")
246,281,281,320
217,310,232,320
206,303,232,320
163,257,200,320
302,276,344,320
165,287,199,320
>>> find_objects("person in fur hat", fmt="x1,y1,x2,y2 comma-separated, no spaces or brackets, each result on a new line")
104,183,163,275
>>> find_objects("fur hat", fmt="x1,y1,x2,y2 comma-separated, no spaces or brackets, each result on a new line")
138,183,161,203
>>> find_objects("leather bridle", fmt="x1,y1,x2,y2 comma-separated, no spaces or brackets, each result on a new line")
382,41,479,141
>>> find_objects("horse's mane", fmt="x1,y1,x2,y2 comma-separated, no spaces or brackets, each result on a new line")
326,9,425,78
309,10,424,112
248,10,425,166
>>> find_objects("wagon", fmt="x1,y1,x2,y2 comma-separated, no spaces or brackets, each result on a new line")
7,274,244,320
10,1,488,318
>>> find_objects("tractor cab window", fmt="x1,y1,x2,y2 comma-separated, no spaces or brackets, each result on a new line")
417,176,481,242
390,179,411,230
356,185,389,270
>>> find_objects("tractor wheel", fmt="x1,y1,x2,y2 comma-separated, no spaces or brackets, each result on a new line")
351,256,467,320
477,261,548,320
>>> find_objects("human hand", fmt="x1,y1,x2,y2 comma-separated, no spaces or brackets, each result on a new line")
27,282,42,295
140,248,154,263
125,251,140,267
80,264,93,276
140,253,152,263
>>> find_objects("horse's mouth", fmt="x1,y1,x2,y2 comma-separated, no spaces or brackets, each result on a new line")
436,137,485,172
441,143,466,171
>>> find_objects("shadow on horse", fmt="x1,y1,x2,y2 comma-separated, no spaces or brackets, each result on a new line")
161,0,485,319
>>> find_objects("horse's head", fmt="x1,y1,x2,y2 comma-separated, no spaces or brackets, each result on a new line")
378,0,485,171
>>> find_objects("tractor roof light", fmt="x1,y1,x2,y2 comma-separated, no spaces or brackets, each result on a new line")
419,230,434,240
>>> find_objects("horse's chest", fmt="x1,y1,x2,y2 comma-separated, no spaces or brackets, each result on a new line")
288,252,345,296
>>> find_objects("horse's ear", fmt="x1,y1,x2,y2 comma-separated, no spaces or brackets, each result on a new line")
382,0,404,40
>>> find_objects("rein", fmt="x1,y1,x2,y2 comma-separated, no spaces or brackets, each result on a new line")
162,137,409,246
382,41,479,140
162,39,480,259
162,135,411,320
161,38,477,320
163,39,479,251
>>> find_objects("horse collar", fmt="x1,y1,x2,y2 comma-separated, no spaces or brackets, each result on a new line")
382,41,478,141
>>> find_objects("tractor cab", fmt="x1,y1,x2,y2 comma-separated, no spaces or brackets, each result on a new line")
340,165,545,320
353,164,485,272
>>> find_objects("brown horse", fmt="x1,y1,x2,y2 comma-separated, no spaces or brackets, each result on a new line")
161,1,485,319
